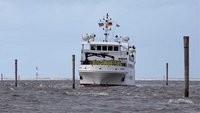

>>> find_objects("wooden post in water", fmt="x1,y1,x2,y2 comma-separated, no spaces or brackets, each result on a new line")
184,36,189,97
1,73,3,81
166,63,168,86
15,59,18,87
72,55,75,89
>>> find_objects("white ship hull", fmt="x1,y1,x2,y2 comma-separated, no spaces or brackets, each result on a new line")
80,72,126,85
79,65,135,86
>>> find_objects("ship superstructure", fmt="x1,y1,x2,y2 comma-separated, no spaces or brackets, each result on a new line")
78,14,136,85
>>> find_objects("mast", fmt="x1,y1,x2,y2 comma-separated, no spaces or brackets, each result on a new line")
99,13,112,42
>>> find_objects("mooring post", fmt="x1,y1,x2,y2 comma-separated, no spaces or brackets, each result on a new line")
166,63,168,86
1,73,3,81
72,55,75,89
15,59,18,87
184,36,189,97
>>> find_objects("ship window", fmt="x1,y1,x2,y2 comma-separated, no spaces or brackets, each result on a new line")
91,45,96,50
114,46,119,51
102,46,107,51
97,45,101,50
108,46,113,51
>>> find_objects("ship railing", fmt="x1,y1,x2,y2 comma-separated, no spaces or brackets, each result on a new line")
81,60,126,67
82,49,128,55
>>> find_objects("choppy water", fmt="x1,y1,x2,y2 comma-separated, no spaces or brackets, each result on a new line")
0,80,200,113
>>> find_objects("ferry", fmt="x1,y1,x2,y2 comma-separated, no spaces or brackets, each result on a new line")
78,13,136,86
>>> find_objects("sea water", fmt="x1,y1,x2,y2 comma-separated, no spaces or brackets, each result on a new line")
0,80,200,113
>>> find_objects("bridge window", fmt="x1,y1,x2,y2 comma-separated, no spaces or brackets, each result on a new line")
114,46,119,51
91,45,96,50
102,46,107,51
91,45,119,51
108,46,113,51
97,45,101,50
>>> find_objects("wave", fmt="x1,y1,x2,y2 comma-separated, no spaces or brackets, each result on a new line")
168,98,194,104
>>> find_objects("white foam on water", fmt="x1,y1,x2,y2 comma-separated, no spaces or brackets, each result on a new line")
82,92,108,96
10,87,14,91
94,92,109,96
64,91,109,96
168,98,194,104
126,93,131,95
39,84,43,87
63,91,77,96
136,84,144,87
36,90,47,94
53,84,69,89
153,93,158,96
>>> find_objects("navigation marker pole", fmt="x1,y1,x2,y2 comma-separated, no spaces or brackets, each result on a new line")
15,59,18,87
166,63,168,86
184,36,189,97
72,55,75,89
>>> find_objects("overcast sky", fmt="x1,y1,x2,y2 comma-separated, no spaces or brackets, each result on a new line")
0,0,199,79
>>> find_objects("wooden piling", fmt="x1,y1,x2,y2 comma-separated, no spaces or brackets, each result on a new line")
1,73,3,81
166,63,168,86
184,36,189,97
72,55,75,89
15,59,18,87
